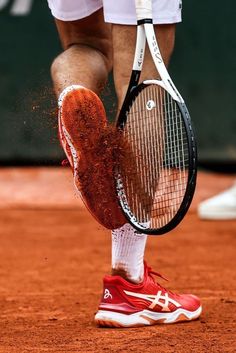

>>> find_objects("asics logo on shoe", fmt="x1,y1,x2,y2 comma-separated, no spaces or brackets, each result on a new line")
104,289,112,300
124,290,181,312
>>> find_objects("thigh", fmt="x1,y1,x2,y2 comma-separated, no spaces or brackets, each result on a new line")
112,24,176,108
54,9,112,65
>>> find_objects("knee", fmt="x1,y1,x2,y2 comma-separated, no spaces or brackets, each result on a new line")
51,42,112,81
83,37,113,73
50,52,66,82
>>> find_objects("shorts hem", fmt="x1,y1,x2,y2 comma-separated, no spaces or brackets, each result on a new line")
104,14,182,25
49,4,103,21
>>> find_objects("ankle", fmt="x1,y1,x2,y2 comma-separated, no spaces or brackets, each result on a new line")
111,266,144,284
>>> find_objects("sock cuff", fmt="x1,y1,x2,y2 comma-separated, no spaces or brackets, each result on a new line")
112,224,147,251
112,223,147,283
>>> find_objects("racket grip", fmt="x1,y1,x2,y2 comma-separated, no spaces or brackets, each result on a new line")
135,0,152,21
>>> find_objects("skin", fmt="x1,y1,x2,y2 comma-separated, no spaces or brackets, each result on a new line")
51,10,112,96
51,8,175,106
112,23,175,110
51,8,176,280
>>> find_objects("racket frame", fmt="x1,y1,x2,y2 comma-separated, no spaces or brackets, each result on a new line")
115,0,197,235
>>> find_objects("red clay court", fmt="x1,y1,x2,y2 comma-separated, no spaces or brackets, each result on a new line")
0,167,235,352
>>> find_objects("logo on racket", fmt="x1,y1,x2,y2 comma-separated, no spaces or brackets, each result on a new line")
146,100,156,111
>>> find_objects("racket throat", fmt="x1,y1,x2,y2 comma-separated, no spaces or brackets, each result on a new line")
144,23,184,103
118,70,141,127
133,24,146,71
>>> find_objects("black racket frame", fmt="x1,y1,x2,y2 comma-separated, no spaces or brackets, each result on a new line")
115,80,197,235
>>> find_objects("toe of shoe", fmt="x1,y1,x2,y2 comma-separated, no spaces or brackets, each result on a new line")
180,294,201,312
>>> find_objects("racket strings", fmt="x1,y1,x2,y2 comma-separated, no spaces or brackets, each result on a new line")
120,84,189,229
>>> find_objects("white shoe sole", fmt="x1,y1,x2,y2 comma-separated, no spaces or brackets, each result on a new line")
95,306,202,328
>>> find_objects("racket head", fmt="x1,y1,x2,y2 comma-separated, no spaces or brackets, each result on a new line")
116,81,197,235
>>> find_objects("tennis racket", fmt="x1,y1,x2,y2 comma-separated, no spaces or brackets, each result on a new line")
115,0,197,235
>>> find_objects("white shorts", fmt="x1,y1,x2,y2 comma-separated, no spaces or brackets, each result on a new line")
47,0,182,24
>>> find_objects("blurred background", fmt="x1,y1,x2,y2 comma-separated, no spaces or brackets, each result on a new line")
0,0,235,169
0,4,235,350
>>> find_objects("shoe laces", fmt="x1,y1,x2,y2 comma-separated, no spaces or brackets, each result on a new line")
146,263,176,295
146,264,169,282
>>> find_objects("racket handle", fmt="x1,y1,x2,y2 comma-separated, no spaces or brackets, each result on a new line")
135,0,152,21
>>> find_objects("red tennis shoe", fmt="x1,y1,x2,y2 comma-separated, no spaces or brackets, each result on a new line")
58,85,126,229
95,262,202,327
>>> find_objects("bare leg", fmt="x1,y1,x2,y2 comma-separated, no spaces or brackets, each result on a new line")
51,9,127,229
51,9,113,97
112,24,176,110
50,12,176,281
111,24,176,282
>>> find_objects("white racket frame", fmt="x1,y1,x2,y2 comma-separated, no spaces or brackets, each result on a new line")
134,0,184,104
115,0,196,234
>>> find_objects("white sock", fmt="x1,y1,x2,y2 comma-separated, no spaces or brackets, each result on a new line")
111,223,147,283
